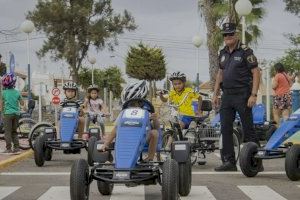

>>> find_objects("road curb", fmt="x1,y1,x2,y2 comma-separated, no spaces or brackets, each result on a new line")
0,150,33,170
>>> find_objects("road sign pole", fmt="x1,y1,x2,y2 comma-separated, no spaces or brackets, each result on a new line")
38,82,42,122
55,105,58,127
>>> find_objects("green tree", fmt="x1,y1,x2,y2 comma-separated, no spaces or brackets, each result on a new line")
126,43,167,99
28,0,136,82
284,0,300,16
199,0,265,84
274,0,300,74
78,66,125,98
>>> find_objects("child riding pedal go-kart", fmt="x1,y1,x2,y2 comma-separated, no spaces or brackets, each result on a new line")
83,84,110,140
33,82,87,167
70,81,192,200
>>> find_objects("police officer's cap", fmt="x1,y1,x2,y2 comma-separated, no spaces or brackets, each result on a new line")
222,23,236,34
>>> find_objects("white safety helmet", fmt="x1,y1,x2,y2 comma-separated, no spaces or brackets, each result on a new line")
121,81,148,103
63,82,78,90
169,71,186,82
87,84,99,93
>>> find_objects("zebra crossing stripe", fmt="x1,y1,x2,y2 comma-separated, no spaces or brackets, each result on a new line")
0,186,21,199
37,186,70,200
238,186,287,200
111,185,145,200
181,186,216,200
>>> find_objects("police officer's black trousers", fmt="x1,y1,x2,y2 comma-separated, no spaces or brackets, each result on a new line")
220,92,258,164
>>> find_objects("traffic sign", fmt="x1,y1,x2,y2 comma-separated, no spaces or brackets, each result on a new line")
52,96,60,105
52,87,61,96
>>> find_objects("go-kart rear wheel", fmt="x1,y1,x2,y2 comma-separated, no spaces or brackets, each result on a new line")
97,181,114,195
45,148,52,161
34,134,47,167
162,159,179,200
178,158,192,196
70,159,90,200
239,142,262,177
87,136,97,166
285,144,300,181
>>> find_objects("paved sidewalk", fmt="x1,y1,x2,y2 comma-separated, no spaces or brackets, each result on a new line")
0,139,33,169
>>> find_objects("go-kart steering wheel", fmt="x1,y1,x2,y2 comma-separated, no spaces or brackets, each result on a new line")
122,98,155,113
61,100,81,108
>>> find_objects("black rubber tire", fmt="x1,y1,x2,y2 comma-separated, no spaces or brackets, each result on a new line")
29,123,53,150
285,144,300,181
70,159,90,200
97,181,114,195
239,142,262,177
162,159,179,200
45,148,53,161
87,136,97,166
265,125,277,141
178,159,192,196
34,134,47,167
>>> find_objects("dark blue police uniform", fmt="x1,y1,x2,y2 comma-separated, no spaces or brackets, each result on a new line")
218,24,259,165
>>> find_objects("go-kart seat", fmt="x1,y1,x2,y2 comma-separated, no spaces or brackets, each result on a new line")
190,100,213,125
252,103,266,125
122,98,162,152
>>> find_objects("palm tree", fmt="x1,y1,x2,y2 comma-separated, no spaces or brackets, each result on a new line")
198,0,265,85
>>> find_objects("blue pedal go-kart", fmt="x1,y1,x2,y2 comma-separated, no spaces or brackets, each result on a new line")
70,98,192,200
34,101,89,167
239,108,300,181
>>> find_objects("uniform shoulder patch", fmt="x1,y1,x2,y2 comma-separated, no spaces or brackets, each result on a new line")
240,44,249,50
247,54,257,64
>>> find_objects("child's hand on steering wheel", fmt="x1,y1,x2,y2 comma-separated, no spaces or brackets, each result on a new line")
100,143,109,152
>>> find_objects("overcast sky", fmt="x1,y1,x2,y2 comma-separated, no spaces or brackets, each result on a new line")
0,0,299,85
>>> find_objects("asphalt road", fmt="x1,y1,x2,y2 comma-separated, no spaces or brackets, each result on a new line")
0,150,299,200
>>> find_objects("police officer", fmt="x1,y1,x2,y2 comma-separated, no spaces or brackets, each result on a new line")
212,23,261,171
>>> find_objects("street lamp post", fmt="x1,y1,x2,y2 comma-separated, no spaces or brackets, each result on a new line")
235,0,253,44
88,56,96,85
20,20,35,100
193,35,203,91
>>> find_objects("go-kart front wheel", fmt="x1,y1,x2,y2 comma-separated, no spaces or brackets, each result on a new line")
239,142,262,177
97,181,114,195
70,159,90,200
29,122,53,150
162,159,179,200
178,158,192,196
34,134,47,167
285,144,300,181
87,136,97,166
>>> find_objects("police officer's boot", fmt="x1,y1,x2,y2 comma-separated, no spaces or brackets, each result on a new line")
214,161,237,171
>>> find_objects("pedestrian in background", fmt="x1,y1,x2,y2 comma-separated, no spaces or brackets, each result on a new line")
272,63,292,126
0,73,24,153
0,54,7,101
212,22,261,171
